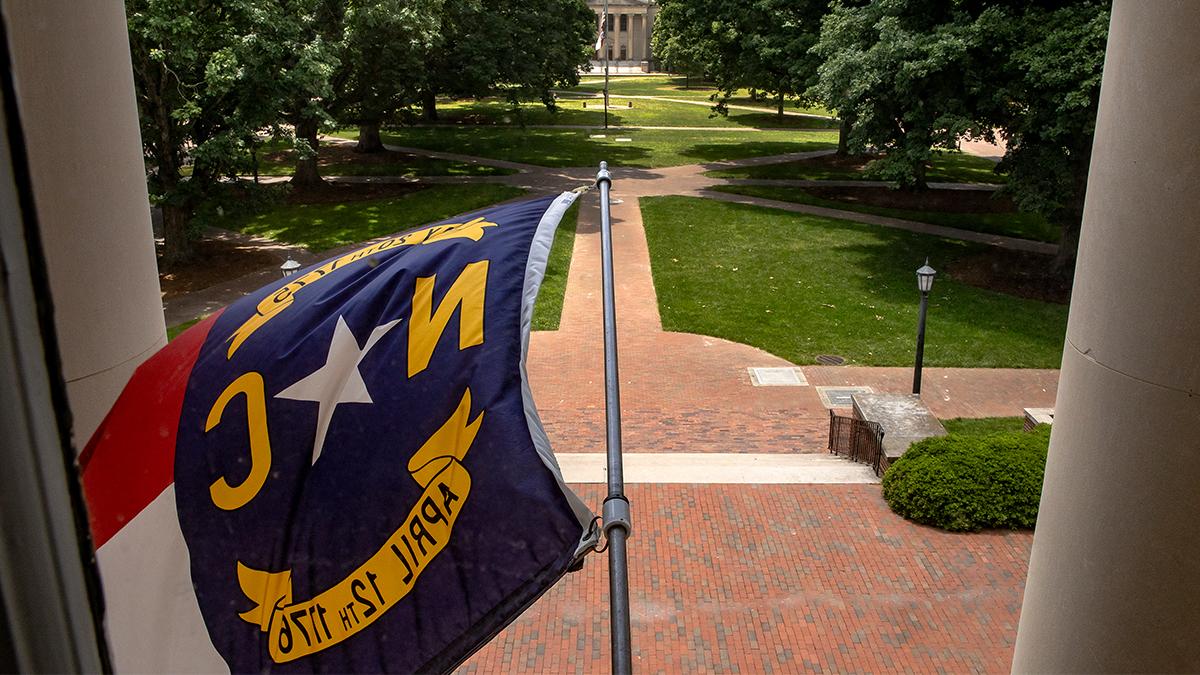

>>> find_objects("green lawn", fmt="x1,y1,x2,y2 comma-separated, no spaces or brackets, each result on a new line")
437,97,837,130
711,185,1058,243
565,75,834,116
362,127,836,169
219,184,526,252
167,317,202,341
255,139,514,177
640,196,1067,368
707,151,1003,184
531,200,579,331
941,417,1029,436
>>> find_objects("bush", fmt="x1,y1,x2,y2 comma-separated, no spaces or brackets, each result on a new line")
881,426,1050,532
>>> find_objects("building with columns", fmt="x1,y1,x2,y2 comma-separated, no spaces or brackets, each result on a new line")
588,0,657,71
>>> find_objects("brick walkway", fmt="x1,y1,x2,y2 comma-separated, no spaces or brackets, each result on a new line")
459,484,1031,674
528,192,1058,456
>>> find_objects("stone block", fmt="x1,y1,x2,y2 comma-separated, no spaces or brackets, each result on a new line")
851,393,947,460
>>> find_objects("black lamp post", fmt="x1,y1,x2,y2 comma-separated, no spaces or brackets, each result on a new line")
913,259,936,395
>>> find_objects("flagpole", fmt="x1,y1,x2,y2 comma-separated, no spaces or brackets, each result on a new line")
596,161,632,674
603,0,610,131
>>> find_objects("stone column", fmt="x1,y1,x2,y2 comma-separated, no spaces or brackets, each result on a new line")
632,13,642,61
1012,1,1200,671
4,2,166,445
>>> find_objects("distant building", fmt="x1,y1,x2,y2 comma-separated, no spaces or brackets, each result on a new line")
587,0,657,71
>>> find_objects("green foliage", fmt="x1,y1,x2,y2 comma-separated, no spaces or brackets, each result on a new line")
941,417,1027,436
639,195,1068,368
127,0,340,261
337,0,443,127
810,1,994,188
979,2,1110,268
423,0,594,111
882,426,1050,532
810,0,1110,264
652,0,829,116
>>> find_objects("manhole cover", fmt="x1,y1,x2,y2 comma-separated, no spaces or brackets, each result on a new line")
748,367,808,386
816,354,846,366
815,386,874,408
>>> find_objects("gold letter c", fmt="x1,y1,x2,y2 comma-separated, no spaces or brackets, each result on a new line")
206,372,273,510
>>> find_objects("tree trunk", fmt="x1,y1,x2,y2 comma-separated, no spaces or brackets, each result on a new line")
422,90,438,122
777,93,785,121
837,117,852,156
356,120,384,153
292,117,323,187
911,156,928,191
160,202,192,269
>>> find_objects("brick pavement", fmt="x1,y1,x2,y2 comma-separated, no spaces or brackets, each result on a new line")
458,484,1031,674
528,191,1059,455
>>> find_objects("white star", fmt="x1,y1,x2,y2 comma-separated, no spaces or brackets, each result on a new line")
276,315,401,465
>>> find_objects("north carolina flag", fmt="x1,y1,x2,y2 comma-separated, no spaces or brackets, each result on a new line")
80,192,595,672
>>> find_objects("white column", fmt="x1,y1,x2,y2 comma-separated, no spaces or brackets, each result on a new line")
1012,1,1200,671
4,2,166,445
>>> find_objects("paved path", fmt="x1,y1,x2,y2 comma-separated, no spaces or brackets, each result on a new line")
459,483,1031,674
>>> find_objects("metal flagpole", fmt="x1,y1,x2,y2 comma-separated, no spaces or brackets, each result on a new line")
603,0,610,130
595,161,632,674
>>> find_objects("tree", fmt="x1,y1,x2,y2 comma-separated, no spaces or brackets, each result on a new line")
418,0,594,121
652,0,829,122
810,0,993,187
980,1,1109,272
128,0,327,266
811,0,1109,269
338,0,444,153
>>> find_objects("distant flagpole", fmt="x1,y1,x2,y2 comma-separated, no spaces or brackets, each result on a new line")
595,162,632,673
603,0,610,130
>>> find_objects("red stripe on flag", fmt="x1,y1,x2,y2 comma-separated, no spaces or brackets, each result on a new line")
80,311,222,548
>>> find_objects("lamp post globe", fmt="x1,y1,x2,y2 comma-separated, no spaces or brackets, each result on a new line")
280,258,301,278
913,259,936,395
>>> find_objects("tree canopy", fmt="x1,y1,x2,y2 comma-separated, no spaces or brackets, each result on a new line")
809,0,1110,268
652,0,829,118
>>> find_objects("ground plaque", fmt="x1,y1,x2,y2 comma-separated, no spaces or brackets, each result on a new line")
851,393,947,461
748,367,808,386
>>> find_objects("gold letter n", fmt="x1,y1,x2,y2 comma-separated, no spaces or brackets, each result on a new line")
408,260,489,378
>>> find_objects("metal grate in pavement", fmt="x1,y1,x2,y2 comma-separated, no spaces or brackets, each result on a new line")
815,386,874,408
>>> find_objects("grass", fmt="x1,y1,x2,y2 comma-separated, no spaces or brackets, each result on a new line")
941,417,1029,436
710,185,1058,243
640,196,1068,368
564,75,834,116
361,127,836,169
707,151,1004,184
167,317,202,341
531,200,579,330
219,184,526,252
437,97,837,130
254,139,514,177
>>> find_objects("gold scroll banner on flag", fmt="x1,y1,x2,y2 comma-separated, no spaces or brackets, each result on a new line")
236,389,482,663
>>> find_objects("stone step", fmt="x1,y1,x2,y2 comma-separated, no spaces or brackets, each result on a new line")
554,453,879,485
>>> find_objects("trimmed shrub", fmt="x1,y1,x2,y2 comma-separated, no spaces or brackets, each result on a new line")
881,426,1050,532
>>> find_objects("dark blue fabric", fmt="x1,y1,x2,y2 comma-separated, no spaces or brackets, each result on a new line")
173,195,586,673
